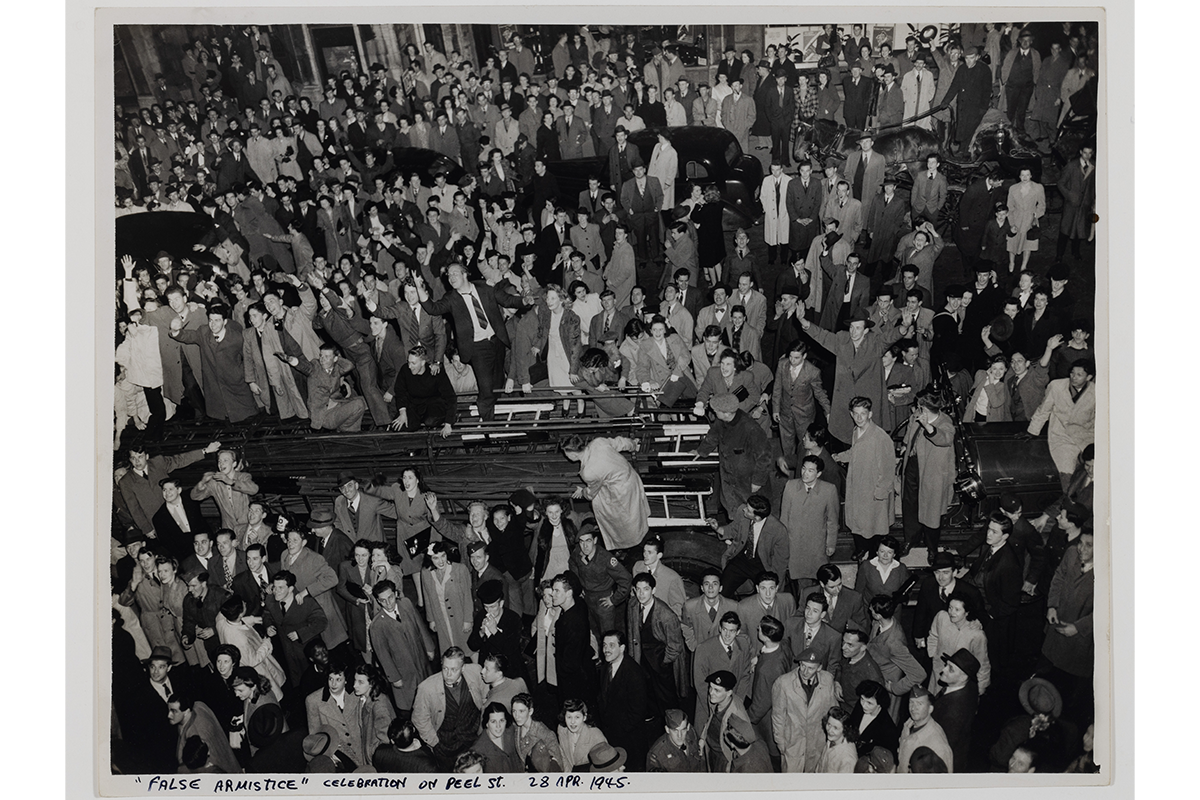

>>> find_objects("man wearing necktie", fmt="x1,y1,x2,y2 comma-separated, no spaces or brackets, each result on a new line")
619,163,664,266
1056,144,1096,262
911,551,983,662
418,264,527,421
901,55,935,130
764,72,795,166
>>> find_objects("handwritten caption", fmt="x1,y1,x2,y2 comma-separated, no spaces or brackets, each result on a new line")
139,774,631,792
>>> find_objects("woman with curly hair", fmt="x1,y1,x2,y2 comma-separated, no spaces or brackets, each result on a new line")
557,698,609,771
926,591,991,694
816,706,859,773
353,663,396,763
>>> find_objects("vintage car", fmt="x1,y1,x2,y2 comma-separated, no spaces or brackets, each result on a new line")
794,113,1045,235
115,210,221,275
383,145,468,189
546,125,764,227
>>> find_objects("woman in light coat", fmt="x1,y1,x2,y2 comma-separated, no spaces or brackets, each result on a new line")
562,434,650,552
815,707,859,773
927,592,992,694
1005,168,1046,272
420,541,474,658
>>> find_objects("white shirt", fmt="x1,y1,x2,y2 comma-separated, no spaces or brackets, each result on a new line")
750,518,765,555
166,500,190,533
460,287,494,342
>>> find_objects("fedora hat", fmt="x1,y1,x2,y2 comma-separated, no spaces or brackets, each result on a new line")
588,742,627,771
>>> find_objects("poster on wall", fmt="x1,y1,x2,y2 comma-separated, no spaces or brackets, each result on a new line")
762,24,826,62
884,22,964,51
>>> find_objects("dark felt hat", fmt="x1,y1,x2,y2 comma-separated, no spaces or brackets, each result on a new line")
588,742,627,771
843,313,876,330
336,470,358,488
941,647,982,679
1047,263,1071,282
118,525,147,546
247,703,285,749
309,507,335,527
1019,677,1063,717
477,579,504,605
302,731,332,759
987,313,1015,342
930,551,958,570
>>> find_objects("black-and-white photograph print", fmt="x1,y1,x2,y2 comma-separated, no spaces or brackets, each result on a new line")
97,7,1112,790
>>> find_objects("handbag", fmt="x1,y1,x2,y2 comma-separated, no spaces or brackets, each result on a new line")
1025,222,1040,241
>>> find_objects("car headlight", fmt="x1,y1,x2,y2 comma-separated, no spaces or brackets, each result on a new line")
954,470,984,501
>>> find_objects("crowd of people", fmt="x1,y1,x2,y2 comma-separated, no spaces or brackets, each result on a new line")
110,21,1100,777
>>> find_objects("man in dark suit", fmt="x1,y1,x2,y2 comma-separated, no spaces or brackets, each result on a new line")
230,543,274,618
578,175,606,219
763,280,808,371
968,513,1023,681
369,315,407,417
842,63,874,129
954,173,1006,272
536,207,572,270
713,496,791,598
875,66,905,128
819,253,873,331
181,570,233,665
151,478,209,563
588,290,627,345
331,475,388,545
620,163,664,265
786,161,824,260
670,270,703,320
782,593,842,669
596,630,653,772
628,574,685,721
180,530,221,588
816,564,871,634
931,649,981,771
607,126,643,193
367,281,448,367
466,579,526,685
209,529,248,593
215,136,260,193
128,135,155,196
264,570,328,688
301,503,354,655
762,72,796,166
417,263,528,421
